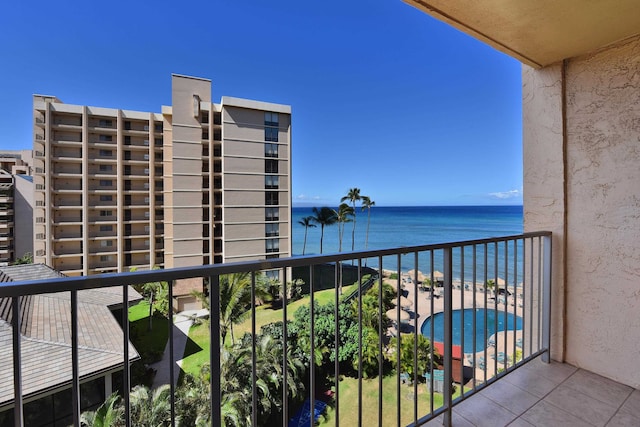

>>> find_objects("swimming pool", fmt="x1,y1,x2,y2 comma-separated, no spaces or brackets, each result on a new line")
420,308,522,354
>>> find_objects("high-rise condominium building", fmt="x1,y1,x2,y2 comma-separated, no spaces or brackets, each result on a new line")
0,170,14,266
32,74,291,277
0,150,35,265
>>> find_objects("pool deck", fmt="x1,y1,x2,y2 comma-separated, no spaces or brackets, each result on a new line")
385,273,531,379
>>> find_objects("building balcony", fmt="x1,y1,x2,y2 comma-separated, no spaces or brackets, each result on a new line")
4,232,613,427
51,122,82,131
51,155,83,163
51,138,82,146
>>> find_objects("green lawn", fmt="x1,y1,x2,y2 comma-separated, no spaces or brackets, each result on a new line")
129,300,152,322
128,301,169,363
319,374,465,426
180,322,211,378
180,283,361,376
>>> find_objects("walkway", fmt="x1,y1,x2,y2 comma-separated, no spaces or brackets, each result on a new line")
150,309,208,389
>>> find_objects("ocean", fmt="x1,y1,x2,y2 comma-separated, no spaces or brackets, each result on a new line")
291,205,524,282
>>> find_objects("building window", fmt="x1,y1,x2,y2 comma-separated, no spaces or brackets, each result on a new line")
265,207,279,221
265,159,278,174
155,123,163,132
264,127,278,142
99,225,113,232
124,135,131,145
99,149,113,157
98,119,113,127
266,238,279,253
264,112,279,141
99,180,112,187
100,255,112,262
124,121,131,130
100,240,113,247
265,175,279,189
100,195,113,202
100,210,112,217
265,191,279,206
99,134,112,142
265,143,278,158
265,223,279,237
264,112,279,127
99,164,113,172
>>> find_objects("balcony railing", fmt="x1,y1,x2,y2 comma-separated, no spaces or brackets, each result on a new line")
0,232,551,427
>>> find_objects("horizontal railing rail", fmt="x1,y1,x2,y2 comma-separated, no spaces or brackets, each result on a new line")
0,231,551,427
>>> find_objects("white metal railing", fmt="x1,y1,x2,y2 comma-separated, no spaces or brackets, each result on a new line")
0,232,551,427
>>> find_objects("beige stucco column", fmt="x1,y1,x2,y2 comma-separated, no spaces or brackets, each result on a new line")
522,63,566,362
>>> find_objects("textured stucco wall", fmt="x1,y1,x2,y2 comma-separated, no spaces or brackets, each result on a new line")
564,35,640,387
524,34,640,388
522,63,565,362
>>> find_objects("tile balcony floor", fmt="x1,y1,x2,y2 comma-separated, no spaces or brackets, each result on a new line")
424,356,640,427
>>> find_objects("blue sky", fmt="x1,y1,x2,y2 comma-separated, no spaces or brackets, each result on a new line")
0,0,523,206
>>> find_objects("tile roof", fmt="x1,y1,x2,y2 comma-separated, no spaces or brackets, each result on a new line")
0,264,143,406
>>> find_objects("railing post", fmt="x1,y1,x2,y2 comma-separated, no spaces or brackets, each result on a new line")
168,280,175,426
12,297,23,427
443,247,453,427
541,234,552,363
209,275,221,426
122,285,131,427
71,291,80,426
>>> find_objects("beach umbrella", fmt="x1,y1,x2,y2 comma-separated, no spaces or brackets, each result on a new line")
386,308,410,322
432,270,444,281
399,296,414,309
407,269,427,282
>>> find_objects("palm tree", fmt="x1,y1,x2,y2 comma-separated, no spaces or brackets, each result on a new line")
193,273,270,345
341,188,361,252
80,393,123,427
219,273,252,345
131,266,167,331
360,196,375,250
334,203,354,252
129,384,172,427
486,279,496,296
311,207,337,254
297,216,316,255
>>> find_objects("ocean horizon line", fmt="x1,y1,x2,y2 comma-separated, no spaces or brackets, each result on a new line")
292,204,523,209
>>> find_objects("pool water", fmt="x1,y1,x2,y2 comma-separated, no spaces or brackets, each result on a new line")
420,308,522,354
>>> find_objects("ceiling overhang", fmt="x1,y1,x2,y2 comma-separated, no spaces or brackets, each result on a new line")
403,0,640,68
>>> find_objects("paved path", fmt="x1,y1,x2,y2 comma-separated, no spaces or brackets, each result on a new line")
150,309,208,389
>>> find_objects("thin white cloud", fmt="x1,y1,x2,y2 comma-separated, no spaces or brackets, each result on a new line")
489,189,522,199
296,194,322,201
